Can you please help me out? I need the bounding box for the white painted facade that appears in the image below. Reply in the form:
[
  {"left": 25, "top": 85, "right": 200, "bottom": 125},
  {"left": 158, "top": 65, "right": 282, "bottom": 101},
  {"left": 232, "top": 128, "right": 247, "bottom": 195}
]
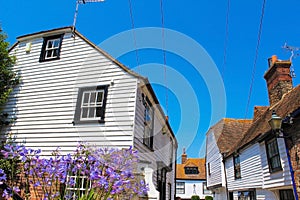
[
  {"left": 2, "top": 27, "right": 177, "bottom": 200},
  {"left": 206, "top": 118, "right": 295, "bottom": 200},
  {"left": 205, "top": 129, "right": 228, "bottom": 199},
  {"left": 224, "top": 137, "right": 293, "bottom": 199},
  {"left": 176, "top": 180, "right": 212, "bottom": 200}
]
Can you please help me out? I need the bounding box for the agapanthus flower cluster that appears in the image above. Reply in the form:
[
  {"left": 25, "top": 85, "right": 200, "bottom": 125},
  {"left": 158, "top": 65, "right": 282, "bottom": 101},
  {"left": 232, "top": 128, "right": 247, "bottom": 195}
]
[{"left": 0, "top": 143, "right": 149, "bottom": 200}]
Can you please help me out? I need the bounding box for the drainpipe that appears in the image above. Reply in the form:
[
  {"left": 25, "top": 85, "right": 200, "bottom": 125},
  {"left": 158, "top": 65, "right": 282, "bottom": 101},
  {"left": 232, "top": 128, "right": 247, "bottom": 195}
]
[
  {"left": 283, "top": 136, "right": 298, "bottom": 200},
  {"left": 222, "top": 153, "right": 229, "bottom": 200}
]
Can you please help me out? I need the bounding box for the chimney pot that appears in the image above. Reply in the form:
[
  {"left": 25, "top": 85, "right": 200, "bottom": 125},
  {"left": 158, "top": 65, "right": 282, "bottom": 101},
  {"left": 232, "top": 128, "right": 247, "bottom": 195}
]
[
  {"left": 181, "top": 148, "right": 187, "bottom": 164},
  {"left": 264, "top": 56, "right": 293, "bottom": 106}
]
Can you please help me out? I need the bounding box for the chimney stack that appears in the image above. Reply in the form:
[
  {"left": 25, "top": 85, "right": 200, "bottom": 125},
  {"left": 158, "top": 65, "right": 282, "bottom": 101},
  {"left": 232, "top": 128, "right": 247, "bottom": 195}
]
[
  {"left": 181, "top": 148, "right": 187, "bottom": 164},
  {"left": 264, "top": 55, "right": 293, "bottom": 107}
]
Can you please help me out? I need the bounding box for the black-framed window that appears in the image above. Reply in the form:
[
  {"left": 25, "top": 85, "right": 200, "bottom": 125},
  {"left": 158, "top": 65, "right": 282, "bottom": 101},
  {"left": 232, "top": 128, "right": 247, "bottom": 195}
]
[
  {"left": 234, "top": 154, "right": 241, "bottom": 179},
  {"left": 74, "top": 85, "right": 109, "bottom": 124},
  {"left": 184, "top": 167, "right": 199, "bottom": 175},
  {"left": 143, "top": 94, "right": 154, "bottom": 149},
  {"left": 238, "top": 190, "right": 256, "bottom": 200},
  {"left": 207, "top": 162, "right": 211, "bottom": 175},
  {"left": 176, "top": 182, "right": 185, "bottom": 194},
  {"left": 279, "top": 189, "right": 295, "bottom": 200},
  {"left": 266, "top": 138, "right": 282, "bottom": 173},
  {"left": 39, "top": 34, "right": 64, "bottom": 62}
]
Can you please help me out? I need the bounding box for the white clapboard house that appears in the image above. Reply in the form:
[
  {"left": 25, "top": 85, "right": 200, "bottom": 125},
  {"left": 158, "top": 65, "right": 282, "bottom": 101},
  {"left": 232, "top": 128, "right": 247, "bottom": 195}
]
[
  {"left": 2, "top": 26, "right": 178, "bottom": 200},
  {"left": 206, "top": 56, "right": 297, "bottom": 200}
]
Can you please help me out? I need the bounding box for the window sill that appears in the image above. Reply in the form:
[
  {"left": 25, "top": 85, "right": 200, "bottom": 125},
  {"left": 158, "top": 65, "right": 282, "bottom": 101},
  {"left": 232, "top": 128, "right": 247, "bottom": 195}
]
[
  {"left": 270, "top": 167, "right": 283, "bottom": 174},
  {"left": 73, "top": 119, "right": 105, "bottom": 125},
  {"left": 39, "top": 57, "right": 60, "bottom": 62}
]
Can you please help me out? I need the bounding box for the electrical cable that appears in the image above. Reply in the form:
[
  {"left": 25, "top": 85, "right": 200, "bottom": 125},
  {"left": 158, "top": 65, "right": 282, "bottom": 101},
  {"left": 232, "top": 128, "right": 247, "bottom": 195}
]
[
  {"left": 128, "top": 0, "right": 141, "bottom": 72},
  {"left": 244, "top": 0, "right": 266, "bottom": 119},
  {"left": 160, "top": 0, "right": 169, "bottom": 116}
]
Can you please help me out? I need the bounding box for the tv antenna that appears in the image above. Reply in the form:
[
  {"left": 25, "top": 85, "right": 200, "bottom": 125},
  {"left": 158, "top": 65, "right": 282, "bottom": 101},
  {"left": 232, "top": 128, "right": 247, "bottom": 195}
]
[
  {"left": 282, "top": 42, "right": 300, "bottom": 78},
  {"left": 72, "top": 0, "right": 105, "bottom": 33}
]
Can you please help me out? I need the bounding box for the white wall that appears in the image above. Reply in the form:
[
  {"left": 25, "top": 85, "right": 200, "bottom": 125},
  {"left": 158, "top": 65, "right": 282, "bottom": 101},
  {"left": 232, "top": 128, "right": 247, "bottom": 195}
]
[
  {"left": 206, "top": 130, "right": 223, "bottom": 187},
  {"left": 5, "top": 31, "right": 138, "bottom": 155},
  {"left": 226, "top": 143, "right": 263, "bottom": 190},
  {"left": 176, "top": 180, "right": 212, "bottom": 200},
  {"left": 133, "top": 87, "right": 177, "bottom": 200},
  {"left": 260, "top": 138, "right": 293, "bottom": 189}
]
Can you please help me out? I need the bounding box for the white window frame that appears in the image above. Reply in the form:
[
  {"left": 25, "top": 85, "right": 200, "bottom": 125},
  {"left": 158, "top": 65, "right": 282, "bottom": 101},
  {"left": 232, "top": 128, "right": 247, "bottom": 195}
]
[
  {"left": 66, "top": 175, "right": 92, "bottom": 199},
  {"left": 80, "top": 90, "right": 104, "bottom": 120},
  {"left": 74, "top": 85, "right": 109, "bottom": 124},
  {"left": 44, "top": 38, "right": 61, "bottom": 60},
  {"left": 40, "top": 34, "right": 63, "bottom": 62},
  {"left": 176, "top": 182, "right": 185, "bottom": 194}
]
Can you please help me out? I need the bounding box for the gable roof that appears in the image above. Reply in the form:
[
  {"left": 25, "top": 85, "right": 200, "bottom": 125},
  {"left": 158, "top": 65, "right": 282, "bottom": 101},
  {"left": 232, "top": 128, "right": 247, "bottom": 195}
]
[
  {"left": 228, "top": 84, "right": 300, "bottom": 156},
  {"left": 208, "top": 118, "right": 252, "bottom": 154},
  {"left": 9, "top": 26, "right": 177, "bottom": 142},
  {"left": 176, "top": 158, "right": 206, "bottom": 180}
]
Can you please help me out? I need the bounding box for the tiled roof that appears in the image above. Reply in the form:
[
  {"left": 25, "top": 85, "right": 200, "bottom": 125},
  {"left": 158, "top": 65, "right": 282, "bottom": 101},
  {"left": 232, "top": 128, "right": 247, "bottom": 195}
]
[
  {"left": 228, "top": 84, "right": 300, "bottom": 156},
  {"left": 209, "top": 118, "right": 252, "bottom": 154},
  {"left": 176, "top": 158, "right": 206, "bottom": 180}
]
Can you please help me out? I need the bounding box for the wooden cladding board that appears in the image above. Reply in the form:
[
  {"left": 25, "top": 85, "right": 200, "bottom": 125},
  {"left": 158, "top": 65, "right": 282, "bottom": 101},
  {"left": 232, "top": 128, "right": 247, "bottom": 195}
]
[{"left": 5, "top": 32, "right": 138, "bottom": 154}]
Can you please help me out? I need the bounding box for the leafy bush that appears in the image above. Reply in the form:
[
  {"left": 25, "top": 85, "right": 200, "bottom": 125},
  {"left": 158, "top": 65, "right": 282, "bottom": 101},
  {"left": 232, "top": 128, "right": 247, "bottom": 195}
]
[
  {"left": 205, "top": 196, "right": 213, "bottom": 200},
  {"left": 191, "top": 195, "right": 200, "bottom": 200}
]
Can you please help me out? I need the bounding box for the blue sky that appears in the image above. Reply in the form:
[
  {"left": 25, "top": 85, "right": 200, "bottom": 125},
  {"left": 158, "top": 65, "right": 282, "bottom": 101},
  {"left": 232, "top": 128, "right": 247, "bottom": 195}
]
[{"left": 1, "top": 0, "right": 300, "bottom": 160}]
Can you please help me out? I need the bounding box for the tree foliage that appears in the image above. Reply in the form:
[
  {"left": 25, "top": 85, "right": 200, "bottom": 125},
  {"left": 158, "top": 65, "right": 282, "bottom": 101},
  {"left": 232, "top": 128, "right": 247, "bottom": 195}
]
[{"left": 0, "top": 28, "right": 18, "bottom": 108}]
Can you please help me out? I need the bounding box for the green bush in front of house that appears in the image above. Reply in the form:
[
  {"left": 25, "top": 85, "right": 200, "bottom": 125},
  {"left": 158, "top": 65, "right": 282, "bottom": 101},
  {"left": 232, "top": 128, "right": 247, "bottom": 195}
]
[
  {"left": 205, "top": 196, "right": 213, "bottom": 200},
  {"left": 191, "top": 195, "right": 200, "bottom": 200}
]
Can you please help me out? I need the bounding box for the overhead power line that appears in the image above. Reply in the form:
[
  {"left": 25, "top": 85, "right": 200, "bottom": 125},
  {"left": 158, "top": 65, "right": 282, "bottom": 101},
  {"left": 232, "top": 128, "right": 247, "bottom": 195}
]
[
  {"left": 128, "top": 0, "right": 141, "bottom": 72},
  {"left": 244, "top": 0, "right": 266, "bottom": 119},
  {"left": 159, "top": 0, "right": 169, "bottom": 116}
]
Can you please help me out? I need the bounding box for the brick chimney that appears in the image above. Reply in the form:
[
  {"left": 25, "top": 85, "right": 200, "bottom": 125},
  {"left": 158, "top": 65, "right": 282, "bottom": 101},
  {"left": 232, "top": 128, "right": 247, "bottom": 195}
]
[
  {"left": 181, "top": 148, "right": 187, "bottom": 164},
  {"left": 264, "top": 55, "right": 293, "bottom": 107}
]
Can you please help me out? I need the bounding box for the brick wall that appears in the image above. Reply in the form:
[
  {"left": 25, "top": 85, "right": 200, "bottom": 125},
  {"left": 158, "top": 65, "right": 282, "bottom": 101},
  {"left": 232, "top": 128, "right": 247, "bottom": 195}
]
[{"left": 284, "top": 116, "right": 300, "bottom": 198}]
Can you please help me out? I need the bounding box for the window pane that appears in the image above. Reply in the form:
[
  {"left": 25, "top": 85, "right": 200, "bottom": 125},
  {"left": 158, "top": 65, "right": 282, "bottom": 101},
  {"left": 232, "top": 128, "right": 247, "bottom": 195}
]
[
  {"left": 81, "top": 108, "right": 88, "bottom": 118},
  {"left": 90, "top": 92, "right": 96, "bottom": 105},
  {"left": 53, "top": 39, "right": 60, "bottom": 47},
  {"left": 96, "top": 91, "right": 103, "bottom": 105},
  {"left": 88, "top": 108, "right": 96, "bottom": 118},
  {"left": 82, "top": 92, "right": 90, "bottom": 106},
  {"left": 47, "top": 40, "right": 53, "bottom": 48},
  {"left": 53, "top": 49, "right": 59, "bottom": 57},
  {"left": 46, "top": 50, "right": 52, "bottom": 58}
]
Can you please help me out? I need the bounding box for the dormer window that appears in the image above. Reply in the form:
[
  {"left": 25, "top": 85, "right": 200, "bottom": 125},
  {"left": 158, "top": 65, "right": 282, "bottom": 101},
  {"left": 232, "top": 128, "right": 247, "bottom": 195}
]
[
  {"left": 39, "top": 34, "right": 64, "bottom": 62},
  {"left": 184, "top": 167, "right": 199, "bottom": 175}
]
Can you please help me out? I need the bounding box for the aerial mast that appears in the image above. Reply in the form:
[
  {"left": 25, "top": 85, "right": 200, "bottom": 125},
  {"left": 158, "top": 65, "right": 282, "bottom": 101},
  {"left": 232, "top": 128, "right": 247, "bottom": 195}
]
[
  {"left": 282, "top": 43, "right": 300, "bottom": 78},
  {"left": 72, "top": 0, "right": 105, "bottom": 33}
]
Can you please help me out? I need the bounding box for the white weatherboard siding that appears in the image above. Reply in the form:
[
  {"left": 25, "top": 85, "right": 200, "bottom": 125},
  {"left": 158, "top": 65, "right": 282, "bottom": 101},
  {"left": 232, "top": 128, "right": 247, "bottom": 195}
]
[
  {"left": 231, "top": 189, "right": 277, "bottom": 200},
  {"left": 133, "top": 87, "right": 176, "bottom": 200},
  {"left": 206, "top": 130, "right": 223, "bottom": 187},
  {"left": 2, "top": 28, "right": 177, "bottom": 200},
  {"left": 260, "top": 138, "right": 293, "bottom": 189},
  {"left": 4, "top": 32, "right": 138, "bottom": 154},
  {"left": 226, "top": 143, "right": 263, "bottom": 190}
]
